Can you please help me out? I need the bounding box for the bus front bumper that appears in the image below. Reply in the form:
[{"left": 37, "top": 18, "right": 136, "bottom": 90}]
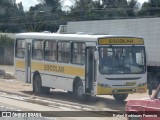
[{"left": 97, "top": 84, "right": 147, "bottom": 95}]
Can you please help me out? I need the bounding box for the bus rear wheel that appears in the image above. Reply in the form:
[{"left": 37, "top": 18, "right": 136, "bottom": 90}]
[
  {"left": 33, "top": 74, "right": 50, "bottom": 94},
  {"left": 113, "top": 94, "right": 128, "bottom": 102}
]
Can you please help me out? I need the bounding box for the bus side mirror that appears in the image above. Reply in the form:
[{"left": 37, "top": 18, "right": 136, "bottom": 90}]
[{"left": 94, "top": 51, "right": 99, "bottom": 60}]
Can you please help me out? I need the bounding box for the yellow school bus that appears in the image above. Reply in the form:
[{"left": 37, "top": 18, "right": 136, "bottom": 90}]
[{"left": 14, "top": 32, "right": 147, "bottom": 102}]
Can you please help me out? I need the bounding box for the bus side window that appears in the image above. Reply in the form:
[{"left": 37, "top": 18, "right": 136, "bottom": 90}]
[
  {"left": 16, "top": 39, "right": 25, "bottom": 58},
  {"left": 32, "top": 40, "right": 43, "bottom": 60},
  {"left": 58, "top": 41, "right": 70, "bottom": 63},
  {"left": 44, "top": 40, "right": 56, "bottom": 61},
  {"left": 72, "top": 42, "right": 85, "bottom": 65},
  {"left": 17, "top": 49, "right": 25, "bottom": 58}
]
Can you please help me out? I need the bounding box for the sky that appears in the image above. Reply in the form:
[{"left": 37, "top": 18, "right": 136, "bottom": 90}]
[
  {"left": 16, "top": 0, "right": 149, "bottom": 11},
  {"left": 16, "top": 0, "right": 39, "bottom": 11}
]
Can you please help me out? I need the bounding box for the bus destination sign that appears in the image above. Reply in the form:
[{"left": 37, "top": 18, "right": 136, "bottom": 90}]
[{"left": 98, "top": 38, "right": 144, "bottom": 45}]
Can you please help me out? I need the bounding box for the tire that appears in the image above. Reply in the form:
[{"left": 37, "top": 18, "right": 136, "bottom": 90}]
[
  {"left": 33, "top": 74, "right": 50, "bottom": 94},
  {"left": 113, "top": 94, "right": 128, "bottom": 102},
  {"left": 68, "top": 91, "right": 73, "bottom": 94},
  {"left": 74, "top": 81, "right": 86, "bottom": 100}
]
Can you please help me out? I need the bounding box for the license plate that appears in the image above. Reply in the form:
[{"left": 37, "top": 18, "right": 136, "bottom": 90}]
[{"left": 126, "top": 82, "right": 136, "bottom": 86}]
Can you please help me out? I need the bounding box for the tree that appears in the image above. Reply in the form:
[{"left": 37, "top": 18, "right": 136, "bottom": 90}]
[
  {"left": 127, "top": 0, "right": 140, "bottom": 17},
  {"left": 25, "top": 0, "right": 65, "bottom": 32},
  {"left": 139, "top": 0, "right": 160, "bottom": 16},
  {"left": 85, "top": 0, "right": 107, "bottom": 20},
  {"left": 38, "top": 0, "right": 62, "bottom": 13},
  {"left": 69, "top": 0, "right": 94, "bottom": 20},
  {"left": 17, "top": 2, "right": 25, "bottom": 15},
  {"left": 102, "top": 0, "right": 140, "bottom": 18},
  {"left": 25, "top": 4, "right": 45, "bottom": 32},
  {"left": 0, "top": 0, "right": 25, "bottom": 32},
  {"left": 68, "top": 0, "right": 140, "bottom": 20}
]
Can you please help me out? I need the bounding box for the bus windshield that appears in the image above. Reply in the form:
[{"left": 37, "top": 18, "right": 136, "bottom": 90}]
[{"left": 99, "top": 46, "right": 146, "bottom": 74}]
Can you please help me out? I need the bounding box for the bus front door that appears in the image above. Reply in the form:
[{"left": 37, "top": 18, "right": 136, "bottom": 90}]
[
  {"left": 25, "top": 43, "right": 31, "bottom": 83},
  {"left": 85, "top": 47, "right": 96, "bottom": 95}
]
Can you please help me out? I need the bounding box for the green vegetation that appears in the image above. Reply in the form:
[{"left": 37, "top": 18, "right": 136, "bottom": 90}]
[
  {"left": 0, "top": 34, "right": 14, "bottom": 46},
  {"left": 0, "top": 0, "right": 160, "bottom": 32}
]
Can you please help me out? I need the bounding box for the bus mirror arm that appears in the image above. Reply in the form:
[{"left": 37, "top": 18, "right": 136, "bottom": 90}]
[{"left": 94, "top": 51, "right": 99, "bottom": 60}]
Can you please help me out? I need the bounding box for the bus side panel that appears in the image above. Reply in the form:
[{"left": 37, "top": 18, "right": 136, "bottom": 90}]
[
  {"left": 40, "top": 62, "right": 85, "bottom": 92},
  {"left": 41, "top": 73, "right": 74, "bottom": 91},
  {"left": 31, "top": 60, "right": 85, "bottom": 92},
  {"left": 64, "top": 78, "right": 75, "bottom": 92},
  {"left": 56, "top": 76, "right": 68, "bottom": 91},
  {"left": 14, "top": 58, "right": 25, "bottom": 82},
  {"left": 41, "top": 73, "right": 56, "bottom": 88}
]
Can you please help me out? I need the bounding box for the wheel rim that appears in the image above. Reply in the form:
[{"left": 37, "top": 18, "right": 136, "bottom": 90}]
[{"left": 78, "top": 86, "right": 84, "bottom": 96}]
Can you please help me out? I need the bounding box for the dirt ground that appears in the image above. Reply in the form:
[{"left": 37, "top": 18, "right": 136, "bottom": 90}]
[
  {"left": 0, "top": 65, "right": 14, "bottom": 74},
  {"left": 0, "top": 65, "right": 32, "bottom": 95}
]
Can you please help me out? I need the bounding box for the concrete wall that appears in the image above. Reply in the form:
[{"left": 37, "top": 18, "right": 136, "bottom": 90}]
[
  {"left": 0, "top": 46, "right": 14, "bottom": 65},
  {"left": 0, "top": 33, "right": 15, "bottom": 65},
  {"left": 67, "top": 17, "right": 160, "bottom": 66}
]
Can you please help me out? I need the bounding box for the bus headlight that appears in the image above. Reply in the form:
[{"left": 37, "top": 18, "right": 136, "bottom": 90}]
[
  {"left": 138, "top": 82, "right": 147, "bottom": 87},
  {"left": 105, "top": 84, "right": 111, "bottom": 88},
  {"left": 99, "top": 83, "right": 111, "bottom": 88}
]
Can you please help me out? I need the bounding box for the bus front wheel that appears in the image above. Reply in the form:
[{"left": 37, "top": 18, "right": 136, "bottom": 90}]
[
  {"left": 33, "top": 74, "right": 50, "bottom": 94},
  {"left": 113, "top": 94, "right": 128, "bottom": 102},
  {"left": 74, "top": 81, "right": 86, "bottom": 100}
]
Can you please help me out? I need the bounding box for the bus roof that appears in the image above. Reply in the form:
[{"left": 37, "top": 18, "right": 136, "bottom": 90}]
[{"left": 15, "top": 32, "right": 142, "bottom": 42}]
